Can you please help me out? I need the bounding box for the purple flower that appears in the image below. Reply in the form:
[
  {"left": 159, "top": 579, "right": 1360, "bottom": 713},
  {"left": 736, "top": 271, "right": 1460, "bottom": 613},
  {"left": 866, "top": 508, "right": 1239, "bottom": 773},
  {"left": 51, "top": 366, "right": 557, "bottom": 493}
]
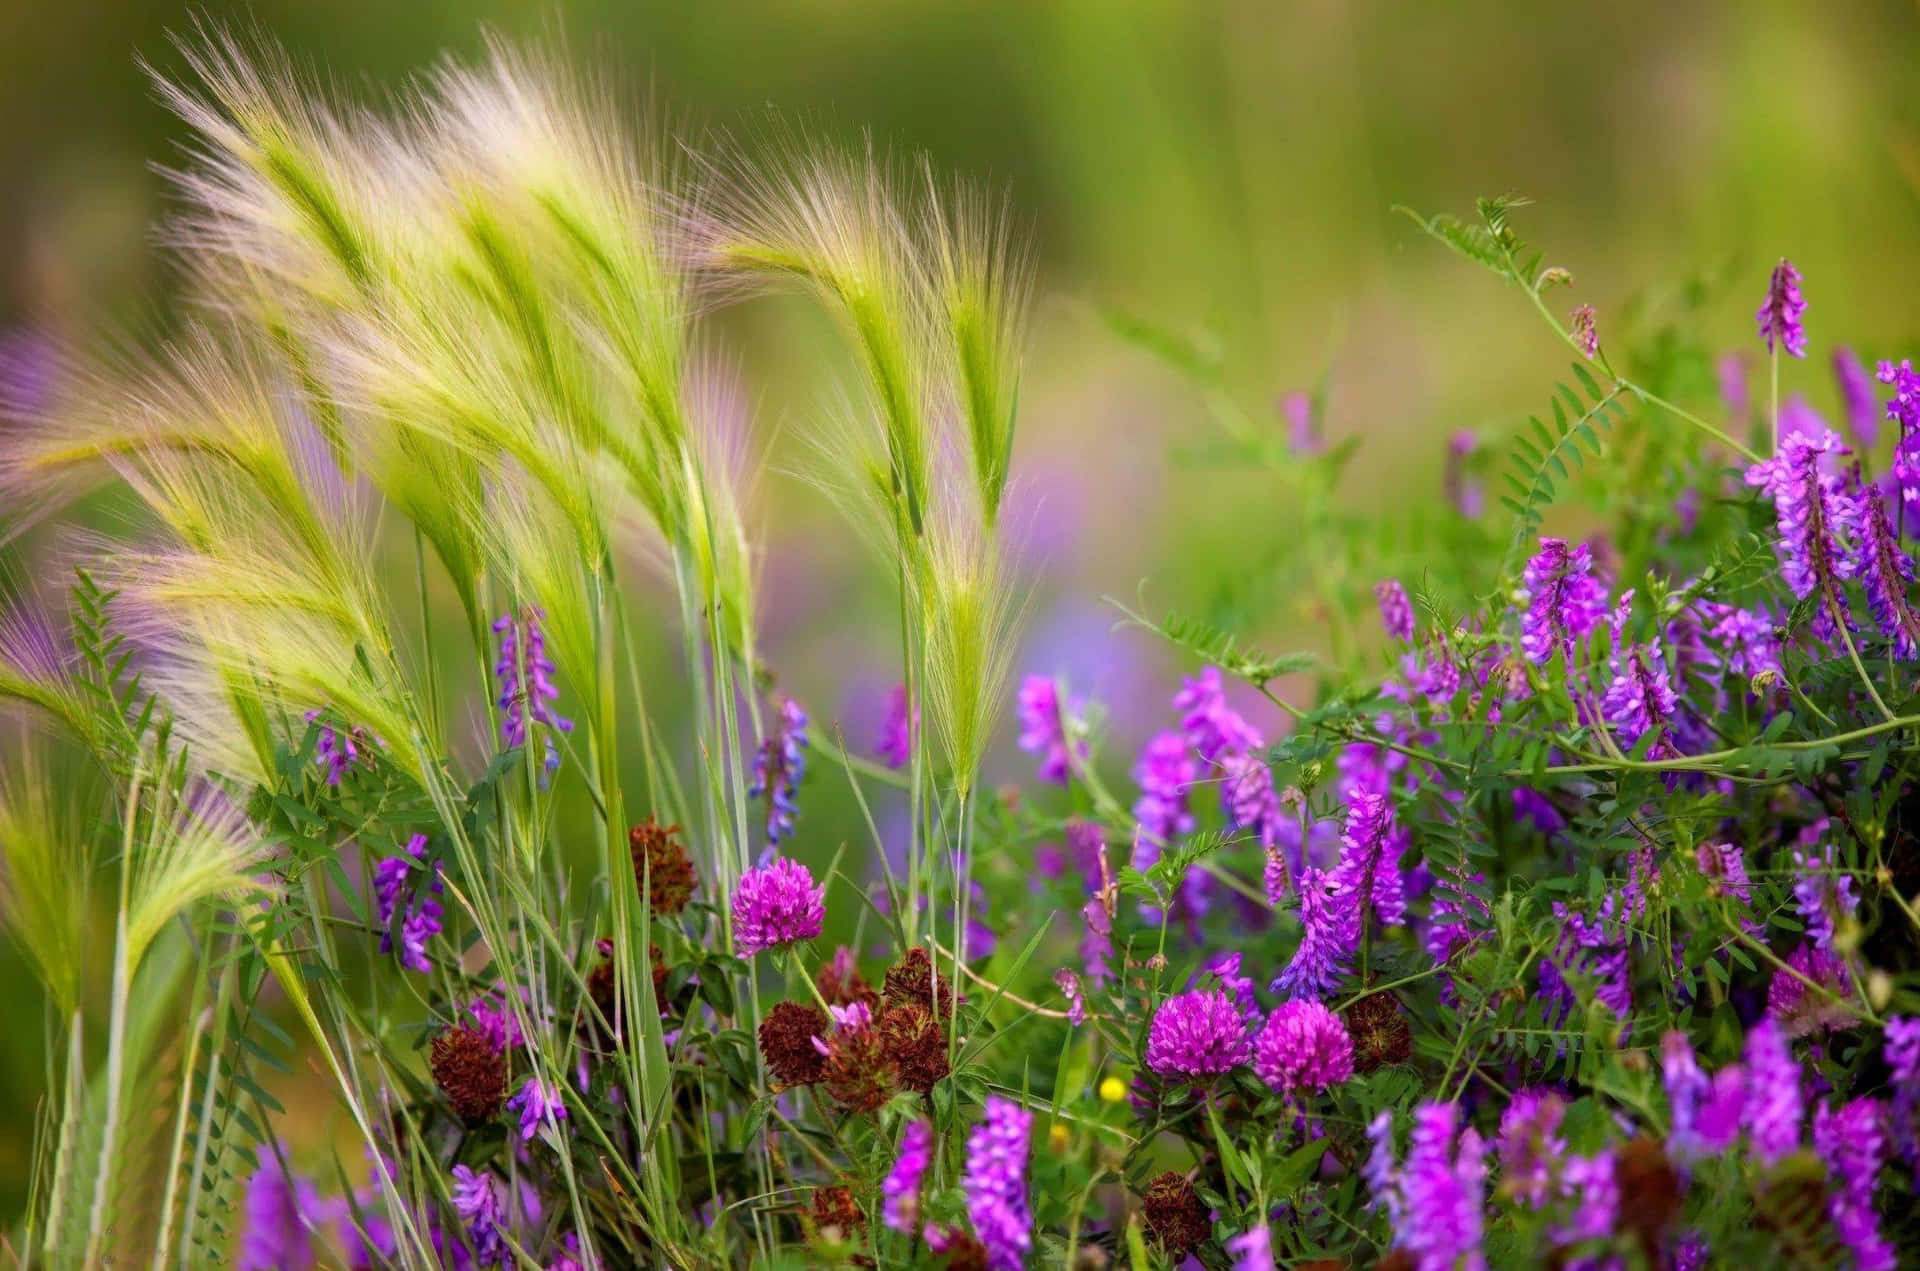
[
  {"left": 1253, "top": 999, "right": 1353, "bottom": 1096},
  {"left": 1132, "top": 730, "right": 1197, "bottom": 846},
  {"left": 883, "top": 1119, "right": 935, "bottom": 1233},
  {"left": 1367, "top": 1104, "right": 1487, "bottom": 1271},
  {"left": 1766, "top": 941, "right": 1855, "bottom": 1037},
  {"left": 1226, "top": 1223, "right": 1275, "bottom": 1271},
  {"left": 1173, "top": 666, "right": 1263, "bottom": 764},
  {"left": 1016, "top": 675, "right": 1085, "bottom": 785},
  {"left": 304, "top": 709, "right": 371, "bottom": 785},
  {"left": 1571, "top": 304, "right": 1598, "bottom": 358},
  {"left": 1554, "top": 1152, "right": 1618, "bottom": 1245},
  {"left": 1813, "top": 1098, "right": 1895, "bottom": 1270},
  {"left": 1204, "top": 950, "right": 1261, "bottom": 1022},
  {"left": 1283, "top": 392, "right": 1322, "bottom": 455},
  {"left": 1694, "top": 842, "right": 1752, "bottom": 904},
  {"left": 1222, "top": 751, "right": 1285, "bottom": 851},
  {"left": 450, "top": 1165, "right": 510, "bottom": 1267},
  {"left": 1882, "top": 359, "right": 1920, "bottom": 504},
  {"left": 1673, "top": 1234, "right": 1709, "bottom": 1271},
  {"left": 731, "top": 856, "right": 826, "bottom": 956},
  {"left": 468, "top": 989, "right": 527, "bottom": 1052},
  {"left": 1790, "top": 830, "right": 1858, "bottom": 953},
  {"left": 1376, "top": 579, "right": 1415, "bottom": 641},
  {"left": 1601, "top": 637, "right": 1679, "bottom": 757},
  {"left": 1886, "top": 1016, "right": 1920, "bottom": 1165},
  {"left": 1743, "top": 427, "right": 1857, "bottom": 614},
  {"left": 507, "top": 1074, "right": 567, "bottom": 1142},
  {"left": 963, "top": 1096, "right": 1033, "bottom": 1271},
  {"left": 1055, "top": 968, "right": 1087, "bottom": 1026},
  {"left": 1743, "top": 1018, "right": 1802, "bottom": 1167},
  {"left": 1497, "top": 1090, "right": 1567, "bottom": 1210},
  {"left": 237, "top": 1148, "right": 321, "bottom": 1271},
  {"left": 1518, "top": 538, "right": 1609, "bottom": 666},
  {"left": 1661, "top": 1033, "right": 1712, "bottom": 1159},
  {"left": 1756, "top": 258, "right": 1807, "bottom": 358},
  {"left": 1145, "top": 989, "right": 1253, "bottom": 1081},
  {"left": 374, "top": 834, "right": 443, "bottom": 975},
  {"left": 1854, "top": 483, "right": 1920, "bottom": 657},
  {"left": 1446, "top": 430, "right": 1484, "bottom": 519},
  {"left": 1332, "top": 790, "right": 1406, "bottom": 927},
  {"left": 492, "top": 608, "right": 573, "bottom": 773},
  {"left": 749, "top": 698, "right": 810, "bottom": 846},
  {"left": 877, "top": 684, "right": 914, "bottom": 769},
  {"left": 1080, "top": 896, "right": 1114, "bottom": 985},
  {"left": 546, "top": 1233, "right": 584, "bottom": 1271},
  {"left": 1835, "top": 348, "right": 1880, "bottom": 446},
  {"left": 1539, "top": 904, "right": 1631, "bottom": 1026},
  {"left": 1271, "top": 867, "right": 1358, "bottom": 1001},
  {"left": 1718, "top": 352, "right": 1751, "bottom": 420}
]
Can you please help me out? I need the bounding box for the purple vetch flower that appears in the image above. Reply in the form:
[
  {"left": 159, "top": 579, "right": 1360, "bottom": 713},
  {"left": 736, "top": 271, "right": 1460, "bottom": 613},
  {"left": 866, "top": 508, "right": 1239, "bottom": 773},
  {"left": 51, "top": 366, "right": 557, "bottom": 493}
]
[
  {"left": 1661, "top": 1033, "right": 1711, "bottom": 1159},
  {"left": 749, "top": 698, "right": 810, "bottom": 847},
  {"left": 1673, "top": 1234, "right": 1709, "bottom": 1271},
  {"left": 1601, "top": 636, "right": 1679, "bottom": 757},
  {"left": 963, "top": 1096, "right": 1033, "bottom": 1271},
  {"left": 1446, "top": 429, "right": 1484, "bottom": 519},
  {"left": 883, "top": 1119, "right": 935, "bottom": 1233},
  {"left": 1367, "top": 1103, "right": 1488, "bottom": 1271},
  {"left": 1790, "top": 829, "right": 1858, "bottom": 953},
  {"left": 1835, "top": 348, "right": 1880, "bottom": 447},
  {"left": 1539, "top": 904, "right": 1632, "bottom": 1026},
  {"left": 507, "top": 1074, "right": 567, "bottom": 1142},
  {"left": 1694, "top": 842, "right": 1752, "bottom": 904},
  {"left": 1742, "top": 1018, "right": 1802, "bottom": 1167},
  {"left": 1756, "top": 258, "right": 1807, "bottom": 358},
  {"left": 1145, "top": 989, "right": 1253, "bottom": 1081},
  {"left": 1700, "top": 602, "right": 1782, "bottom": 682},
  {"left": 1743, "top": 427, "right": 1858, "bottom": 615},
  {"left": 1132, "top": 730, "right": 1198, "bottom": 846},
  {"left": 1253, "top": 999, "right": 1353, "bottom": 1096},
  {"left": 1496, "top": 1089, "right": 1567, "bottom": 1210},
  {"left": 1204, "top": 951, "right": 1260, "bottom": 1022},
  {"left": 1226, "top": 1222, "right": 1275, "bottom": 1271},
  {"left": 1571, "top": 304, "right": 1598, "bottom": 358},
  {"left": 237, "top": 1147, "right": 322, "bottom": 1271},
  {"left": 1016, "top": 675, "right": 1085, "bottom": 785},
  {"left": 468, "top": 989, "right": 527, "bottom": 1052},
  {"left": 374, "top": 834, "right": 443, "bottom": 975},
  {"left": 1055, "top": 968, "right": 1087, "bottom": 1025},
  {"left": 1332, "top": 790, "right": 1406, "bottom": 927},
  {"left": 876, "top": 684, "right": 914, "bottom": 769},
  {"left": 492, "top": 607, "right": 573, "bottom": 774},
  {"left": 1882, "top": 359, "right": 1920, "bottom": 504},
  {"left": 304, "top": 709, "right": 372, "bottom": 785},
  {"left": 1813, "top": 1098, "right": 1895, "bottom": 1270},
  {"left": 1271, "top": 867, "right": 1358, "bottom": 1000},
  {"left": 1554, "top": 1152, "right": 1618, "bottom": 1245},
  {"left": 546, "top": 1233, "right": 584, "bottom": 1271},
  {"left": 450, "top": 1164, "right": 511, "bottom": 1267},
  {"left": 1080, "top": 896, "right": 1114, "bottom": 985},
  {"left": 1886, "top": 1016, "right": 1920, "bottom": 1165},
  {"left": 731, "top": 856, "right": 826, "bottom": 956},
  {"left": 1222, "top": 750, "right": 1285, "bottom": 850},
  {"left": 1854, "top": 483, "right": 1920, "bottom": 657},
  {"left": 1376, "top": 579, "right": 1415, "bottom": 641},
  {"left": 1282, "top": 391, "right": 1322, "bottom": 456},
  {"left": 1518, "top": 538, "right": 1609, "bottom": 666},
  {"left": 1173, "top": 666, "right": 1263, "bottom": 764}
]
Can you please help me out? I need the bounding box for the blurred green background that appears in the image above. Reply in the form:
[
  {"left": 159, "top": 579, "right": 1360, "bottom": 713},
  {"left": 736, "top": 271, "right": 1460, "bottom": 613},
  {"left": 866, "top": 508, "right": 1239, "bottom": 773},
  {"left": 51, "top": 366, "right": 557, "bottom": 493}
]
[{"left": 2, "top": 0, "right": 1918, "bottom": 1215}]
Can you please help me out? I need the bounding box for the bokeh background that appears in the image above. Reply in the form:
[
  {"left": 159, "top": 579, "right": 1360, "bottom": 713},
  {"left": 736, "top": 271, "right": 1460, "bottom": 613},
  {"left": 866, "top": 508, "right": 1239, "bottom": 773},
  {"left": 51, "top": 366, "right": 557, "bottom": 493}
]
[{"left": 2, "top": 0, "right": 1918, "bottom": 1216}]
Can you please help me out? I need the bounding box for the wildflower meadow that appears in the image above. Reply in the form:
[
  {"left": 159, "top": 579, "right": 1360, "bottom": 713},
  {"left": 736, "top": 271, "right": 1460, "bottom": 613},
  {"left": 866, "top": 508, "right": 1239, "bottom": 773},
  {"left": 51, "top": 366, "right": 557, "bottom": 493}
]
[{"left": 5, "top": 26, "right": 1920, "bottom": 1271}]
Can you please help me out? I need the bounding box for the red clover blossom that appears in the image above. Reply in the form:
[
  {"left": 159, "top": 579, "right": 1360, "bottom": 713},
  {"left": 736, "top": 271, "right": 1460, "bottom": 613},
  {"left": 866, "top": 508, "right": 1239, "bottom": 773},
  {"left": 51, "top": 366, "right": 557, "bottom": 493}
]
[
  {"left": 1253, "top": 999, "right": 1354, "bottom": 1097},
  {"left": 730, "top": 856, "right": 826, "bottom": 956},
  {"left": 1145, "top": 988, "right": 1253, "bottom": 1081}
]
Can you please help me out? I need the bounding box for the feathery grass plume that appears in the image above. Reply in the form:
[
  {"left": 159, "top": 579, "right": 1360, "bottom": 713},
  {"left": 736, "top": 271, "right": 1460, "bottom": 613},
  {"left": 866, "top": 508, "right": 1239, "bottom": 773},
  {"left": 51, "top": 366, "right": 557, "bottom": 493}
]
[
  {"left": 125, "top": 779, "right": 274, "bottom": 971},
  {"left": 424, "top": 36, "right": 698, "bottom": 544},
  {"left": 919, "top": 165, "right": 1033, "bottom": 526},
  {"left": 0, "top": 735, "right": 101, "bottom": 1014},
  {"left": 916, "top": 500, "right": 1020, "bottom": 799},
  {"left": 0, "top": 597, "right": 110, "bottom": 759},
  {"left": 679, "top": 352, "right": 763, "bottom": 657},
  {"left": 699, "top": 129, "right": 934, "bottom": 539}
]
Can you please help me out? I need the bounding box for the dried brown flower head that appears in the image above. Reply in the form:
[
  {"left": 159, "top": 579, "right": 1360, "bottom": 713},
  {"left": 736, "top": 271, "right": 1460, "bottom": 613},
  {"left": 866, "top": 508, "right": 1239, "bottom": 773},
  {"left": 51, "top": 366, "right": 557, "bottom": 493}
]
[
  {"left": 1616, "top": 1136, "right": 1681, "bottom": 1257},
  {"left": 1141, "top": 1172, "right": 1210, "bottom": 1257},
  {"left": 810, "top": 1185, "right": 864, "bottom": 1235},
  {"left": 820, "top": 946, "right": 881, "bottom": 1010},
  {"left": 884, "top": 947, "right": 954, "bottom": 1012},
  {"left": 1344, "top": 992, "right": 1412, "bottom": 1074},
  {"left": 629, "top": 819, "right": 697, "bottom": 914},
  {"left": 757, "top": 1000, "right": 830, "bottom": 1086},
  {"left": 822, "top": 1022, "right": 899, "bottom": 1114},
  {"left": 429, "top": 1026, "right": 506, "bottom": 1126},
  {"left": 878, "top": 1001, "right": 950, "bottom": 1094}
]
